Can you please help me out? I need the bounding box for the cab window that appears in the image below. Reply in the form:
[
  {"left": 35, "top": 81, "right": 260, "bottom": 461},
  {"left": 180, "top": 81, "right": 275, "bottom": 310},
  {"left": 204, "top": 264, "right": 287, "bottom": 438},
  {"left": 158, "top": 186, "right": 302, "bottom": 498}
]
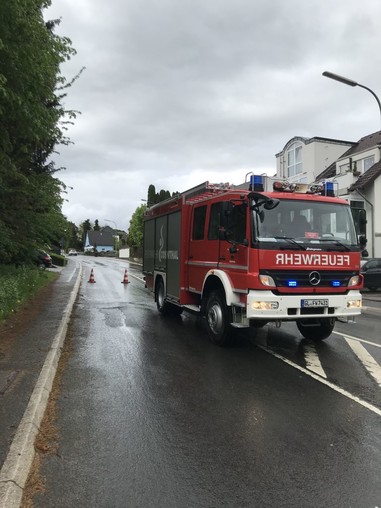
[
  {"left": 208, "top": 203, "right": 222, "bottom": 240},
  {"left": 192, "top": 206, "right": 207, "bottom": 240}
]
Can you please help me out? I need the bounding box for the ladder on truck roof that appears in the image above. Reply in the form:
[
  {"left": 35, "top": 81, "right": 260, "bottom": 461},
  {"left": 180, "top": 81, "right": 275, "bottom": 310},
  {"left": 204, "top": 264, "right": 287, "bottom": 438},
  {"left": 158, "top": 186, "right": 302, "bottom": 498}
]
[{"left": 183, "top": 181, "right": 234, "bottom": 205}]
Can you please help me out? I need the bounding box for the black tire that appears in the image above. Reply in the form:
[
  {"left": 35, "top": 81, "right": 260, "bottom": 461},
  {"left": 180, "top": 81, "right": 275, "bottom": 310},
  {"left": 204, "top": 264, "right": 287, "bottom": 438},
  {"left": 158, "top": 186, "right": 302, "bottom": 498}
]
[
  {"left": 205, "top": 290, "right": 232, "bottom": 346},
  {"left": 155, "top": 278, "right": 170, "bottom": 315},
  {"left": 296, "top": 318, "right": 335, "bottom": 341}
]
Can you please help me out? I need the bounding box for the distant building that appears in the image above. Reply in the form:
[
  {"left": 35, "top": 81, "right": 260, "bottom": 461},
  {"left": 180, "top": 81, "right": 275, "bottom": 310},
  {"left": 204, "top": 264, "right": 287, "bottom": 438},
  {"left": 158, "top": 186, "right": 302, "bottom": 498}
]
[{"left": 84, "top": 226, "right": 116, "bottom": 253}]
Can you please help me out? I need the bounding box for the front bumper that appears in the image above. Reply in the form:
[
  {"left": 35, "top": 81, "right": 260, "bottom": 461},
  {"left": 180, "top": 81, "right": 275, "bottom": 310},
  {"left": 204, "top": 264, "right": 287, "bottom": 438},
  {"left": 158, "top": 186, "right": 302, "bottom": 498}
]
[{"left": 246, "top": 290, "right": 362, "bottom": 320}]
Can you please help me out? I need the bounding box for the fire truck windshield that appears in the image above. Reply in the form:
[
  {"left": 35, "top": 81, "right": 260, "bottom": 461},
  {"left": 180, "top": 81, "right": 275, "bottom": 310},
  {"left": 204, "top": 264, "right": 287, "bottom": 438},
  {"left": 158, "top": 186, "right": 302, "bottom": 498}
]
[{"left": 254, "top": 199, "right": 358, "bottom": 249}]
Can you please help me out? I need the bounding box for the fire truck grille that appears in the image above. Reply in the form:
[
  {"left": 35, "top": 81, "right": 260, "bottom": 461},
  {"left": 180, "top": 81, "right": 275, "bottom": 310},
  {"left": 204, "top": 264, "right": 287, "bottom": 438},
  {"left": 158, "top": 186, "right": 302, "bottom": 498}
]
[{"left": 262, "top": 270, "right": 357, "bottom": 288}]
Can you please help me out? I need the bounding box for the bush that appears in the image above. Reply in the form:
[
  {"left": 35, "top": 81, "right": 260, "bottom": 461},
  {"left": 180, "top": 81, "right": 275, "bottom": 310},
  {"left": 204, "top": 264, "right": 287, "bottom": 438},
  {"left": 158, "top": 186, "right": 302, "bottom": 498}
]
[
  {"left": 0, "top": 265, "right": 58, "bottom": 322},
  {"left": 50, "top": 253, "right": 67, "bottom": 266}
]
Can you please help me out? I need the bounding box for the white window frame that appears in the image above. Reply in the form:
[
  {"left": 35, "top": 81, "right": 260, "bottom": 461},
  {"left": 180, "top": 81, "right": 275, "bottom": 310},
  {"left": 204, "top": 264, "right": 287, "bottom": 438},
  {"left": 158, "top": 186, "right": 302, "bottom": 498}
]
[{"left": 287, "top": 143, "right": 303, "bottom": 178}]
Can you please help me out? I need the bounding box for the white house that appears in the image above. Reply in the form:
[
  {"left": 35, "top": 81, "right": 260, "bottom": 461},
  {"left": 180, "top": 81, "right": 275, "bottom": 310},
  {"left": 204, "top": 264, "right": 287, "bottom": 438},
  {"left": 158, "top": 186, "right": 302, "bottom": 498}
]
[{"left": 275, "top": 131, "right": 381, "bottom": 257}]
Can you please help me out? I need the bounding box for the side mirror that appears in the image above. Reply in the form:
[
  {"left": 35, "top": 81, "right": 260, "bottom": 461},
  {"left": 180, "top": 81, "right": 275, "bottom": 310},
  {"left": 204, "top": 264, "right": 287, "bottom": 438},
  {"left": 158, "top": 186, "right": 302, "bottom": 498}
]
[
  {"left": 263, "top": 198, "right": 280, "bottom": 210},
  {"left": 359, "top": 235, "right": 367, "bottom": 249}
]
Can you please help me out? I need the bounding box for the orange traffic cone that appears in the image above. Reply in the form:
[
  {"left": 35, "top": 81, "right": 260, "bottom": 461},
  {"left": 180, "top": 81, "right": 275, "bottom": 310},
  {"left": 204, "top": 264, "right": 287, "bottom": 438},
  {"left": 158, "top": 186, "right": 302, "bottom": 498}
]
[
  {"left": 88, "top": 268, "right": 96, "bottom": 283},
  {"left": 121, "top": 269, "right": 129, "bottom": 284}
]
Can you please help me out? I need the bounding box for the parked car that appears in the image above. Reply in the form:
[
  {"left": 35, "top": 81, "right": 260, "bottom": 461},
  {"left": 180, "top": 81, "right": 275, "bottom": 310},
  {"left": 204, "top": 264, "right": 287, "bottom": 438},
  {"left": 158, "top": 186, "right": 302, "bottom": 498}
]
[
  {"left": 36, "top": 250, "right": 52, "bottom": 268},
  {"left": 360, "top": 258, "right": 381, "bottom": 291},
  {"left": 68, "top": 249, "right": 78, "bottom": 256}
]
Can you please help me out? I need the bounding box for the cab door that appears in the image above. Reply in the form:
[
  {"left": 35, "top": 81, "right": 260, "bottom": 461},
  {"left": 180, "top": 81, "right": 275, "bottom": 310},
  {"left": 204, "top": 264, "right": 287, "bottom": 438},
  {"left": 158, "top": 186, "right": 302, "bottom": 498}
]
[
  {"left": 218, "top": 201, "right": 249, "bottom": 276},
  {"left": 187, "top": 203, "right": 224, "bottom": 293}
]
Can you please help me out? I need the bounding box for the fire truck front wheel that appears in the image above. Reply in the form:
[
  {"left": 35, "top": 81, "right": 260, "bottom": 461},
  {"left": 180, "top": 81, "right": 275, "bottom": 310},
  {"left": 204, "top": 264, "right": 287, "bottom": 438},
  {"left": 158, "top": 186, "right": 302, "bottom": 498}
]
[
  {"left": 205, "top": 290, "right": 232, "bottom": 346},
  {"left": 296, "top": 318, "right": 335, "bottom": 341}
]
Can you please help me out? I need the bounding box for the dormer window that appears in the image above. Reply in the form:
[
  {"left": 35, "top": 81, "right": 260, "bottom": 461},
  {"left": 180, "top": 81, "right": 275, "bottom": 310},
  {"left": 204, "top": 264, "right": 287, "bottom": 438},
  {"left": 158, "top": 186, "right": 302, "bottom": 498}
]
[
  {"left": 287, "top": 142, "right": 303, "bottom": 178},
  {"left": 353, "top": 156, "right": 375, "bottom": 174},
  {"left": 364, "top": 156, "right": 375, "bottom": 172}
]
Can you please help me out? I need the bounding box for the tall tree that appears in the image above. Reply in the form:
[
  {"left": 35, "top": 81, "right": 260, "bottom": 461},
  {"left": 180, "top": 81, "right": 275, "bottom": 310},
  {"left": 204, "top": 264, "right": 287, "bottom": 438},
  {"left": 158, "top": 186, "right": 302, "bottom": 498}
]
[
  {"left": 128, "top": 205, "right": 146, "bottom": 248},
  {"left": 147, "top": 184, "right": 156, "bottom": 206},
  {"left": 0, "top": 1, "right": 80, "bottom": 263}
]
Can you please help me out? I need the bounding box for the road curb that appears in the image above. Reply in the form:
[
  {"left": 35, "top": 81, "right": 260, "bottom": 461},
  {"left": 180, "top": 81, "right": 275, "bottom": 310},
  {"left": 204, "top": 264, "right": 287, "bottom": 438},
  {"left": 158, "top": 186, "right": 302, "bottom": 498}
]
[{"left": 0, "top": 264, "right": 82, "bottom": 508}]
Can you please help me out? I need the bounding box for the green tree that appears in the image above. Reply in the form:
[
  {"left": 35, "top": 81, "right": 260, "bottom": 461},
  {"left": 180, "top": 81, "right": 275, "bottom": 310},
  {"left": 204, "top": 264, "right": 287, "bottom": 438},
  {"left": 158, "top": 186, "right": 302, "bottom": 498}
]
[
  {"left": 147, "top": 184, "right": 156, "bottom": 206},
  {"left": 94, "top": 219, "right": 100, "bottom": 231},
  {"left": 0, "top": 1, "right": 80, "bottom": 264},
  {"left": 80, "top": 219, "right": 92, "bottom": 246},
  {"left": 128, "top": 205, "right": 146, "bottom": 248}
]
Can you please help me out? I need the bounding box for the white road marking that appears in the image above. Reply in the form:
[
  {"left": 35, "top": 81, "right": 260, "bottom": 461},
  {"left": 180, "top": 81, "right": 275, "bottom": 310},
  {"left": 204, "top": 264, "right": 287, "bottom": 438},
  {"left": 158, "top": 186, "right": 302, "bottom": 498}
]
[
  {"left": 66, "top": 267, "right": 77, "bottom": 283},
  {"left": 258, "top": 345, "right": 381, "bottom": 417},
  {"left": 303, "top": 342, "right": 327, "bottom": 378},
  {"left": 345, "top": 337, "right": 381, "bottom": 387},
  {"left": 333, "top": 330, "right": 381, "bottom": 349}
]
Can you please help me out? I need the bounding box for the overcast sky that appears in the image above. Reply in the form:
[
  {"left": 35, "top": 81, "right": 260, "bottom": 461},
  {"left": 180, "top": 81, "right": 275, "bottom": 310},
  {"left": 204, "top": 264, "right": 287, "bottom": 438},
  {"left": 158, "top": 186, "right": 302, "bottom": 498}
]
[{"left": 45, "top": 0, "right": 381, "bottom": 232}]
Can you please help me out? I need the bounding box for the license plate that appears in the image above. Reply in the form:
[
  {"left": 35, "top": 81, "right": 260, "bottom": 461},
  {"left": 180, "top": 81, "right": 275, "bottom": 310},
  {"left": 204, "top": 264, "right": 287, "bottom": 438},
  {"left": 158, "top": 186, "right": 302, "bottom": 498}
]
[{"left": 301, "top": 299, "right": 329, "bottom": 308}]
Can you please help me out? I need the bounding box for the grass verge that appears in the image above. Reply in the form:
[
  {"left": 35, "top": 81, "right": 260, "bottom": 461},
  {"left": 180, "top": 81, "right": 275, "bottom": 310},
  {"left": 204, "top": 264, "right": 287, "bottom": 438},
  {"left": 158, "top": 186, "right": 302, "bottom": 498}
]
[{"left": 0, "top": 265, "right": 58, "bottom": 322}]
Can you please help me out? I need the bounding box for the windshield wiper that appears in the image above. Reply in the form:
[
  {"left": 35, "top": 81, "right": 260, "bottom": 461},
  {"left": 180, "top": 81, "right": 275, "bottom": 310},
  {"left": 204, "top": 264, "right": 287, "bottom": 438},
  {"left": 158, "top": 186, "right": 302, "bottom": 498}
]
[
  {"left": 273, "top": 236, "right": 307, "bottom": 250},
  {"left": 315, "top": 238, "right": 351, "bottom": 251}
]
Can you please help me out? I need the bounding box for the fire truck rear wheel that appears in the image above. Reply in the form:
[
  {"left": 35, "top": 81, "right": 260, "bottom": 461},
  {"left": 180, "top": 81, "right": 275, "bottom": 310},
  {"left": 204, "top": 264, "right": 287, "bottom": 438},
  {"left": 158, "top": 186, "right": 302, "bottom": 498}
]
[
  {"left": 205, "top": 290, "right": 232, "bottom": 346},
  {"left": 296, "top": 318, "right": 335, "bottom": 341},
  {"left": 156, "top": 278, "right": 170, "bottom": 315}
]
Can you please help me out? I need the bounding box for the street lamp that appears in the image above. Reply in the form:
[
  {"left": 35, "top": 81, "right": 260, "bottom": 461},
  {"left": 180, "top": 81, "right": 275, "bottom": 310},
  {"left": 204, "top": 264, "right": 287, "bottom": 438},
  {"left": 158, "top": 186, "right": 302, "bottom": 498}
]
[
  {"left": 104, "top": 219, "right": 119, "bottom": 251},
  {"left": 104, "top": 219, "right": 117, "bottom": 230},
  {"left": 322, "top": 71, "right": 381, "bottom": 125}
]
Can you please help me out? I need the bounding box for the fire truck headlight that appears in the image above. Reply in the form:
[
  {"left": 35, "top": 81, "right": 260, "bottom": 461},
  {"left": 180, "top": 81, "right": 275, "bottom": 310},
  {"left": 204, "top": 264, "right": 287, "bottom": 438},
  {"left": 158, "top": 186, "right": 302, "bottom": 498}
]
[
  {"left": 348, "top": 275, "right": 360, "bottom": 286},
  {"left": 347, "top": 299, "right": 362, "bottom": 309},
  {"left": 252, "top": 301, "right": 279, "bottom": 311},
  {"left": 259, "top": 275, "right": 276, "bottom": 287}
]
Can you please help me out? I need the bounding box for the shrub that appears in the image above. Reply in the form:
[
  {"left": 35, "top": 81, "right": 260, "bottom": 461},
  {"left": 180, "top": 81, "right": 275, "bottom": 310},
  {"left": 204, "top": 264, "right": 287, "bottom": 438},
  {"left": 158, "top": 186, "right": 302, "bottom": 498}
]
[
  {"left": 0, "top": 265, "right": 58, "bottom": 322},
  {"left": 50, "top": 253, "right": 67, "bottom": 266}
]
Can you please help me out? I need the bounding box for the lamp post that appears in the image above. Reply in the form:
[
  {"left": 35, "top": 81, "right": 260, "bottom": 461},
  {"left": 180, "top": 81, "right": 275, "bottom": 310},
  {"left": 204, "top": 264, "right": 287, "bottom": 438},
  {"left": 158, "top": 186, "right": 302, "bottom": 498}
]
[
  {"left": 104, "top": 219, "right": 119, "bottom": 251},
  {"left": 322, "top": 71, "right": 381, "bottom": 126},
  {"left": 323, "top": 71, "right": 379, "bottom": 258},
  {"left": 104, "top": 219, "right": 117, "bottom": 230}
]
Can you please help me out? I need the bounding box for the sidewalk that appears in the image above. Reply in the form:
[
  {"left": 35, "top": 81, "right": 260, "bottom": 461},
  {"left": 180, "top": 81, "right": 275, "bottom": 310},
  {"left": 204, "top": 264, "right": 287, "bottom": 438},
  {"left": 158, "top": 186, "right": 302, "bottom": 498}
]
[{"left": 0, "top": 260, "right": 82, "bottom": 507}]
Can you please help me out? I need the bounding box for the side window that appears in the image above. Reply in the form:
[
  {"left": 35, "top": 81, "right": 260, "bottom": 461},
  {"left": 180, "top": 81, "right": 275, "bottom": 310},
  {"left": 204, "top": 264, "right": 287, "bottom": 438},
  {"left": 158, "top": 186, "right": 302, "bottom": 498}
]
[
  {"left": 192, "top": 206, "right": 207, "bottom": 240},
  {"left": 208, "top": 203, "right": 222, "bottom": 240},
  {"left": 229, "top": 203, "right": 247, "bottom": 243}
]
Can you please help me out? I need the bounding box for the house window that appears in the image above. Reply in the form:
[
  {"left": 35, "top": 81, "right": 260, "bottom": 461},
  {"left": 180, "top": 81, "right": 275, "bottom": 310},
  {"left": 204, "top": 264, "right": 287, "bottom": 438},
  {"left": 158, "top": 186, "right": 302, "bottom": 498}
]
[
  {"left": 364, "top": 156, "right": 375, "bottom": 172},
  {"left": 353, "top": 156, "right": 375, "bottom": 173},
  {"left": 287, "top": 143, "right": 303, "bottom": 178},
  {"left": 339, "top": 163, "right": 348, "bottom": 175}
]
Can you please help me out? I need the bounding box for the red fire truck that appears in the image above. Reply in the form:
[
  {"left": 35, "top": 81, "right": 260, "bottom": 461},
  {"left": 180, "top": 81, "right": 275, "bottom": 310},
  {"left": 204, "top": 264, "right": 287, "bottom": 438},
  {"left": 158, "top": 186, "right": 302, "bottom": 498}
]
[{"left": 143, "top": 175, "right": 363, "bottom": 345}]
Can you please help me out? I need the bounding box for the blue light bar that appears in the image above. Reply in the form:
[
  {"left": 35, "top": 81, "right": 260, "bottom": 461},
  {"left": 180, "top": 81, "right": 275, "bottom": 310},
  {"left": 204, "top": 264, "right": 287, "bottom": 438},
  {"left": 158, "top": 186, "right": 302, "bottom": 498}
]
[
  {"left": 332, "top": 281, "right": 341, "bottom": 287},
  {"left": 250, "top": 175, "right": 264, "bottom": 192},
  {"left": 288, "top": 280, "right": 298, "bottom": 287},
  {"left": 324, "top": 181, "right": 335, "bottom": 197}
]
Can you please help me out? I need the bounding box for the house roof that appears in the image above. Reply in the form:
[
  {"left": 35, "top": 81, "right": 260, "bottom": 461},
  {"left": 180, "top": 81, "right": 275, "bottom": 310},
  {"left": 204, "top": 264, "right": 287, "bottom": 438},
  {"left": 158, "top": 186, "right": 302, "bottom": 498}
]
[
  {"left": 317, "top": 130, "right": 381, "bottom": 184},
  {"left": 348, "top": 159, "right": 381, "bottom": 192},
  {"left": 87, "top": 230, "right": 114, "bottom": 246},
  {"left": 276, "top": 135, "right": 354, "bottom": 158}
]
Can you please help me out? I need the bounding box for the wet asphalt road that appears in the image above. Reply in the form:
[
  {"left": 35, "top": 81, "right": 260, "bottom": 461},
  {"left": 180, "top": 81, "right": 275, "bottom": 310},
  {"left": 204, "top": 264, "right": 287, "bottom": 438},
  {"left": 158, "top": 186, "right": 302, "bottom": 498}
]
[{"left": 34, "top": 256, "right": 381, "bottom": 507}]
